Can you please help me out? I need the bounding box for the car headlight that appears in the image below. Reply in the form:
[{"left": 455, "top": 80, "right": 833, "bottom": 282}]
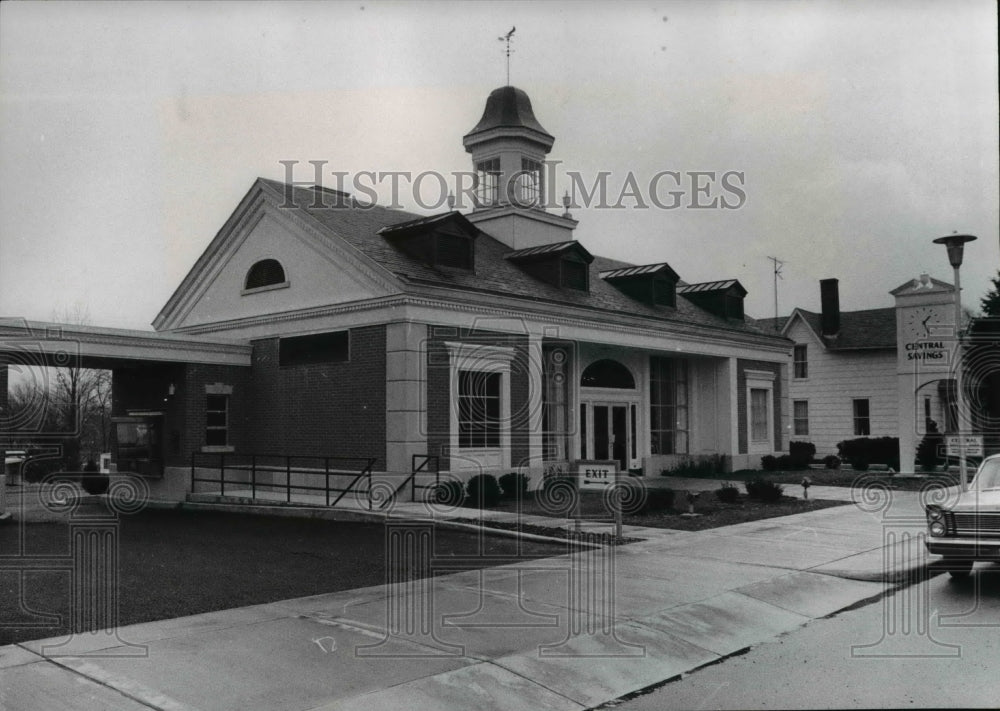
[
  {"left": 926, "top": 507, "right": 943, "bottom": 522},
  {"left": 929, "top": 520, "right": 946, "bottom": 537}
]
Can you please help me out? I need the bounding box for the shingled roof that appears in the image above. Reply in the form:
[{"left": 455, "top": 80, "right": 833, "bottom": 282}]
[
  {"left": 257, "top": 179, "right": 786, "bottom": 340},
  {"left": 757, "top": 307, "right": 897, "bottom": 350}
]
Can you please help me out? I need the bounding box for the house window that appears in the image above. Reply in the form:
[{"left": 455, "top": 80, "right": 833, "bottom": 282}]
[
  {"left": 650, "top": 356, "right": 688, "bottom": 455},
  {"left": 793, "top": 400, "right": 809, "bottom": 436},
  {"left": 750, "top": 389, "right": 770, "bottom": 442},
  {"left": 279, "top": 331, "right": 350, "bottom": 366},
  {"left": 475, "top": 158, "right": 501, "bottom": 206},
  {"left": 853, "top": 398, "right": 871, "bottom": 436},
  {"left": 458, "top": 371, "right": 501, "bottom": 448},
  {"left": 435, "top": 233, "right": 473, "bottom": 270},
  {"left": 793, "top": 345, "right": 808, "bottom": 379},
  {"left": 515, "top": 158, "right": 543, "bottom": 207},
  {"left": 653, "top": 278, "right": 676, "bottom": 307},
  {"left": 205, "top": 395, "right": 229, "bottom": 447},
  {"left": 244, "top": 259, "right": 287, "bottom": 290}
]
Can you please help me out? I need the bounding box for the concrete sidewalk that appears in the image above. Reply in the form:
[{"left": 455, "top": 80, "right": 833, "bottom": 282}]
[{"left": 0, "top": 488, "right": 940, "bottom": 711}]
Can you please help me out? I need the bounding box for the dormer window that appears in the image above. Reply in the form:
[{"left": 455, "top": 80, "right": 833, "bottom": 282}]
[
  {"left": 378, "top": 212, "right": 480, "bottom": 273},
  {"left": 244, "top": 259, "right": 288, "bottom": 292},
  {"left": 677, "top": 280, "right": 748, "bottom": 320},
  {"left": 506, "top": 241, "right": 595, "bottom": 293},
  {"left": 600, "top": 263, "right": 680, "bottom": 307}
]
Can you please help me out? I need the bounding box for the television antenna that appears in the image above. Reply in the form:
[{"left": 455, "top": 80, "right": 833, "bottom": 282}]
[{"left": 767, "top": 256, "right": 784, "bottom": 328}]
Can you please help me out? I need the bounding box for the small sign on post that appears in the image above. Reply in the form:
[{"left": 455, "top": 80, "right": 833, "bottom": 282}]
[
  {"left": 946, "top": 435, "right": 983, "bottom": 458},
  {"left": 572, "top": 460, "right": 622, "bottom": 538}
]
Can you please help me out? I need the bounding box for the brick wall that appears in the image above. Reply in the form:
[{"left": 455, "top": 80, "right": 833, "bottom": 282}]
[
  {"left": 113, "top": 363, "right": 251, "bottom": 467},
  {"left": 425, "top": 326, "right": 530, "bottom": 470},
  {"left": 248, "top": 325, "right": 386, "bottom": 468},
  {"left": 736, "top": 359, "right": 783, "bottom": 454}
]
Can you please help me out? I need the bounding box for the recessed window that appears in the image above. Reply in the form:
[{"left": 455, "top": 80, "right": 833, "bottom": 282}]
[
  {"left": 794, "top": 400, "right": 809, "bottom": 436},
  {"left": 653, "top": 278, "right": 676, "bottom": 307},
  {"left": 245, "top": 259, "right": 286, "bottom": 290},
  {"left": 853, "top": 398, "right": 871, "bottom": 436},
  {"left": 279, "top": 331, "right": 349, "bottom": 367},
  {"left": 581, "top": 359, "right": 635, "bottom": 389},
  {"left": 206, "top": 395, "right": 229, "bottom": 447},
  {"left": 458, "top": 370, "right": 502, "bottom": 448},
  {"left": 561, "top": 258, "right": 589, "bottom": 291},
  {"left": 793, "top": 345, "right": 808, "bottom": 379},
  {"left": 475, "top": 158, "right": 501, "bottom": 207},
  {"left": 750, "top": 388, "right": 770, "bottom": 442},
  {"left": 435, "top": 233, "right": 473, "bottom": 270}
]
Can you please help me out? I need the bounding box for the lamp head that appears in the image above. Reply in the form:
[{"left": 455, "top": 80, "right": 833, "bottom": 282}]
[{"left": 932, "top": 234, "right": 977, "bottom": 268}]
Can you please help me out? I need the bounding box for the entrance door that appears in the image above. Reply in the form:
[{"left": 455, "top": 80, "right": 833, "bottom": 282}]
[{"left": 591, "top": 404, "right": 629, "bottom": 471}]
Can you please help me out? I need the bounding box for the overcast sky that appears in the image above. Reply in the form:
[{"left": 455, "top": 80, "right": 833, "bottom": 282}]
[{"left": 1, "top": 0, "right": 997, "bottom": 330}]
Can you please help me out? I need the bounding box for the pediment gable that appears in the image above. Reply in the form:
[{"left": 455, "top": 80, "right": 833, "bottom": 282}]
[{"left": 154, "top": 180, "right": 402, "bottom": 331}]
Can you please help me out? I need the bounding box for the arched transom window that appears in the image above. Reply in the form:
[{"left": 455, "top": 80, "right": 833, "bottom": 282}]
[
  {"left": 244, "top": 259, "right": 287, "bottom": 290},
  {"left": 580, "top": 359, "right": 635, "bottom": 389}
]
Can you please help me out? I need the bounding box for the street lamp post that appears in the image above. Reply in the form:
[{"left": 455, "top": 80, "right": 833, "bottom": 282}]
[{"left": 932, "top": 233, "right": 977, "bottom": 491}]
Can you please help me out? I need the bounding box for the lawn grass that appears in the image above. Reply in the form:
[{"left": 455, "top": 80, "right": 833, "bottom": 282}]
[
  {"left": 461, "top": 490, "right": 848, "bottom": 534},
  {"left": 0, "top": 506, "right": 571, "bottom": 646}
]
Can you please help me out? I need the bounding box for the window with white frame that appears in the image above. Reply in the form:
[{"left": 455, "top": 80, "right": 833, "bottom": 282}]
[
  {"left": 793, "top": 345, "right": 808, "bottom": 379},
  {"left": 445, "top": 342, "right": 514, "bottom": 469},
  {"left": 853, "top": 398, "right": 871, "bottom": 436},
  {"left": 793, "top": 400, "right": 809, "bottom": 436},
  {"left": 475, "top": 158, "right": 501, "bottom": 207},
  {"left": 458, "top": 370, "right": 501, "bottom": 448},
  {"left": 745, "top": 369, "right": 775, "bottom": 453},
  {"left": 205, "top": 394, "right": 229, "bottom": 447}
]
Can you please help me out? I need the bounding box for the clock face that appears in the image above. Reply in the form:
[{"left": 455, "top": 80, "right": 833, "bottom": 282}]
[{"left": 906, "top": 307, "right": 939, "bottom": 338}]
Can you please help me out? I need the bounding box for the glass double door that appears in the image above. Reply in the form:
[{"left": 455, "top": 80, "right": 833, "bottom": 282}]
[{"left": 584, "top": 402, "right": 634, "bottom": 471}]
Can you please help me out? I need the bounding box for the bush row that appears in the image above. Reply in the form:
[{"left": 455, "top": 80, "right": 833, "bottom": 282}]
[{"left": 836, "top": 437, "right": 900, "bottom": 471}]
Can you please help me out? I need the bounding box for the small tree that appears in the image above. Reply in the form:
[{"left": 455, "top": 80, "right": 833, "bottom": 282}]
[
  {"left": 916, "top": 420, "right": 944, "bottom": 472},
  {"left": 980, "top": 270, "right": 1000, "bottom": 317}
]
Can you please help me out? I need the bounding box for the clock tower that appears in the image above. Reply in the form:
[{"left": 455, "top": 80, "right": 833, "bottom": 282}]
[{"left": 892, "top": 273, "right": 958, "bottom": 473}]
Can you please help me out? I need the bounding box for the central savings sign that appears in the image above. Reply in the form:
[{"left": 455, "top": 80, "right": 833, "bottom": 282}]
[{"left": 905, "top": 341, "right": 947, "bottom": 361}]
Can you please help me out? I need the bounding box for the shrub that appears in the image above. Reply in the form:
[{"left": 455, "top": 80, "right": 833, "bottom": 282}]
[
  {"left": 716, "top": 482, "right": 740, "bottom": 503},
  {"left": 837, "top": 437, "right": 900, "bottom": 471},
  {"left": 431, "top": 480, "right": 465, "bottom": 506},
  {"left": 761, "top": 455, "right": 779, "bottom": 471},
  {"left": 776, "top": 454, "right": 795, "bottom": 470},
  {"left": 916, "top": 420, "right": 944, "bottom": 472},
  {"left": 788, "top": 441, "right": 816, "bottom": 469},
  {"left": 745, "top": 478, "right": 784, "bottom": 502},
  {"left": 823, "top": 455, "right": 841, "bottom": 470},
  {"left": 466, "top": 474, "right": 502, "bottom": 508},
  {"left": 661, "top": 455, "right": 723, "bottom": 478},
  {"left": 640, "top": 487, "right": 675, "bottom": 513},
  {"left": 498, "top": 472, "right": 529, "bottom": 500}
]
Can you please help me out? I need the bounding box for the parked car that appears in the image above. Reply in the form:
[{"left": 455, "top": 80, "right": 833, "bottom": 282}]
[{"left": 925, "top": 453, "right": 1000, "bottom": 577}]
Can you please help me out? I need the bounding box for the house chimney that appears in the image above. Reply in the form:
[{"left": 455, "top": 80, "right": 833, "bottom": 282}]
[{"left": 820, "top": 278, "right": 840, "bottom": 336}]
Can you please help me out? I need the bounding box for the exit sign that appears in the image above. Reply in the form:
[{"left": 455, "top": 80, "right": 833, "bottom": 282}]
[{"left": 574, "top": 460, "right": 618, "bottom": 490}]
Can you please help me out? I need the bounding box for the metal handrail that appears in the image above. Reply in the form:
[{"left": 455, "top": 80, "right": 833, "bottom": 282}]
[{"left": 190, "top": 453, "right": 377, "bottom": 508}]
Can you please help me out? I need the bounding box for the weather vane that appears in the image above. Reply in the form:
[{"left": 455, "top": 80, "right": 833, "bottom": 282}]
[{"left": 498, "top": 26, "right": 516, "bottom": 85}]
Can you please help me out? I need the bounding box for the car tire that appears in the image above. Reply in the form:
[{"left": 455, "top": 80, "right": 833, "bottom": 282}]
[{"left": 945, "top": 559, "right": 973, "bottom": 578}]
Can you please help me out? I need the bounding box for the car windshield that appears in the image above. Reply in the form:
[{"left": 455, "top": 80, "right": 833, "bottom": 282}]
[{"left": 972, "top": 459, "right": 1000, "bottom": 491}]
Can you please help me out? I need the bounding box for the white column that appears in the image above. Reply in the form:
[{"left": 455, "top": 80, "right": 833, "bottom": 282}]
[{"left": 526, "top": 333, "right": 544, "bottom": 467}]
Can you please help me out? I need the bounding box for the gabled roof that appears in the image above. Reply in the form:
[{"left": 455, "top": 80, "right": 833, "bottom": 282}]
[
  {"left": 600, "top": 262, "right": 680, "bottom": 281},
  {"left": 757, "top": 307, "right": 896, "bottom": 350},
  {"left": 162, "top": 178, "right": 788, "bottom": 342},
  {"left": 678, "top": 279, "right": 747, "bottom": 297},
  {"left": 505, "top": 241, "right": 594, "bottom": 264}
]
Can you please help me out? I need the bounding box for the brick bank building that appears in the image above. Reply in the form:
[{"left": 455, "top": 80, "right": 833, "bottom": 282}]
[{"left": 2, "top": 87, "right": 790, "bottom": 500}]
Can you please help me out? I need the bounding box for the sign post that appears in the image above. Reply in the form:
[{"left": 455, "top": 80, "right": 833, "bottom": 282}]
[{"left": 573, "top": 460, "right": 622, "bottom": 538}]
